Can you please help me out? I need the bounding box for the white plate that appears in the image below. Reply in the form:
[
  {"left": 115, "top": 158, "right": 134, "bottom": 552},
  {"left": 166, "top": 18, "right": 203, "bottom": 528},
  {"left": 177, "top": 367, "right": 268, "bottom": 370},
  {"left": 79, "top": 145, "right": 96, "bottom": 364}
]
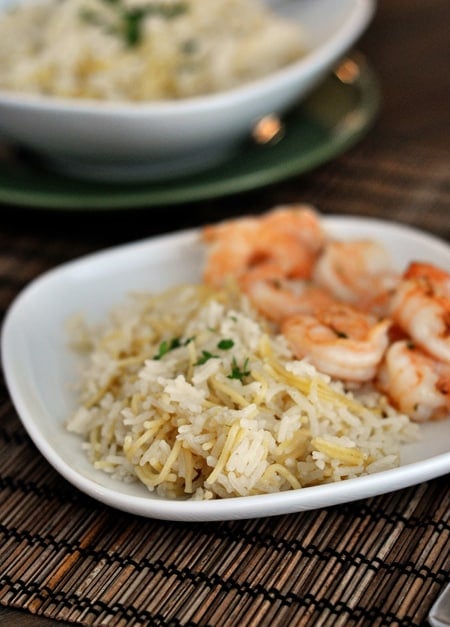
[{"left": 2, "top": 217, "right": 450, "bottom": 521}]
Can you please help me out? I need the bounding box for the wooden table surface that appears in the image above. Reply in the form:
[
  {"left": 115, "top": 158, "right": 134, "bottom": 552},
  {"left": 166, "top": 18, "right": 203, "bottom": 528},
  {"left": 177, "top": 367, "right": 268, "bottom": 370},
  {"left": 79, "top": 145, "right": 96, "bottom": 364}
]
[{"left": 0, "top": 1, "right": 449, "bottom": 625}]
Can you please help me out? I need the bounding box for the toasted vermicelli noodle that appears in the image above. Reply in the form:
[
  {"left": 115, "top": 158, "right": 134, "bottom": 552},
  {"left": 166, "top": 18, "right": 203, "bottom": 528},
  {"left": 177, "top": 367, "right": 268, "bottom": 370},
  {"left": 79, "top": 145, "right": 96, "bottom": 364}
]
[{"left": 66, "top": 283, "right": 418, "bottom": 500}]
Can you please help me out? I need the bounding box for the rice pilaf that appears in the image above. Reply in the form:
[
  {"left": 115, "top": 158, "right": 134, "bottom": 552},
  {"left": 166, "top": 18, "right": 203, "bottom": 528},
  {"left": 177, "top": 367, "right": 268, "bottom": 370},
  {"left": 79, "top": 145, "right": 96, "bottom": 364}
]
[
  {"left": 66, "top": 283, "right": 418, "bottom": 500},
  {"left": 0, "top": 0, "right": 304, "bottom": 101}
]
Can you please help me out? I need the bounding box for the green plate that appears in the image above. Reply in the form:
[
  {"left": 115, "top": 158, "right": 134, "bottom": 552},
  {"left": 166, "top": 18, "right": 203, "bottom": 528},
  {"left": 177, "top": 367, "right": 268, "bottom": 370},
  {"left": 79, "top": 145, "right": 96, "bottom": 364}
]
[{"left": 0, "top": 52, "right": 379, "bottom": 211}]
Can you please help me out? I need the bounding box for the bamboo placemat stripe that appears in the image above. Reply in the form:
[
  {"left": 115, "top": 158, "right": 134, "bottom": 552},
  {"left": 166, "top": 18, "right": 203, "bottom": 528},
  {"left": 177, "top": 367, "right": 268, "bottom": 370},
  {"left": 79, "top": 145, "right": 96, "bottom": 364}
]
[
  {"left": 0, "top": 484, "right": 449, "bottom": 578},
  {"left": 1, "top": 477, "right": 448, "bottom": 626}
]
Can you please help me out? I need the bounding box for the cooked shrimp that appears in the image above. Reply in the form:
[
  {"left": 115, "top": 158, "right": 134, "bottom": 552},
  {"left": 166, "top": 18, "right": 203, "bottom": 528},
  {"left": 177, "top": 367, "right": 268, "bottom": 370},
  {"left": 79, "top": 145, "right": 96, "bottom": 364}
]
[
  {"left": 201, "top": 215, "right": 260, "bottom": 288},
  {"left": 313, "top": 239, "right": 399, "bottom": 316},
  {"left": 281, "top": 303, "right": 391, "bottom": 382},
  {"left": 377, "top": 340, "right": 450, "bottom": 422},
  {"left": 202, "top": 204, "right": 326, "bottom": 288},
  {"left": 241, "top": 277, "right": 336, "bottom": 323},
  {"left": 259, "top": 204, "right": 326, "bottom": 254},
  {"left": 390, "top": 261, "right": 450, "bottom": 364}
]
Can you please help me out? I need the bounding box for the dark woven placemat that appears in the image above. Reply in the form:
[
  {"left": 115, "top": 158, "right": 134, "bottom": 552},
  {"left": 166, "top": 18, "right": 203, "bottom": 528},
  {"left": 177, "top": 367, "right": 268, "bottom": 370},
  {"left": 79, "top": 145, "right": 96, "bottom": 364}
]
[{"left": 0, "top": 129, "right": 449, "bottom": 626}]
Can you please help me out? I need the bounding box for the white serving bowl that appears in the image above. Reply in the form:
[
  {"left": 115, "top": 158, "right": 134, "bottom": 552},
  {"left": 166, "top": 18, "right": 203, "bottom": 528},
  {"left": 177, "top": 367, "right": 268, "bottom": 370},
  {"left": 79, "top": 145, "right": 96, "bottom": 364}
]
[{"left": 0, "top": 0, "right": 375, "bottom": 182}]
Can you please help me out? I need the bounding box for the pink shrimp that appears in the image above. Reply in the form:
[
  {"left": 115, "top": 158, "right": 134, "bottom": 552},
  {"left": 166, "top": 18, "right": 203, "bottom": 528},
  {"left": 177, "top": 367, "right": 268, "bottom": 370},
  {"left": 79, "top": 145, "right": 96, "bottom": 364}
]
[
  {"left": 281, "top": 303, "right": 391, "bottom": 382},
  {"left": 313, "top": 239, "right": 399, "bottom": 316},
  {"left": 377, "top": 340, "right": 450, "bottom": 422},
  {"left": 241, "top": 276, "right": 336, "bottom": 323},
  {"left": 201, "top": 215, "right": 260, "bottom": 288},
  {"left": 259, "top": 204, "right": 326, "bottom": 255},
  {"left": 389, "top": 261, "right": 450, "bottom": 364},
  {"left": 201, "top": 204, "right": 326, "bottom": 288}
]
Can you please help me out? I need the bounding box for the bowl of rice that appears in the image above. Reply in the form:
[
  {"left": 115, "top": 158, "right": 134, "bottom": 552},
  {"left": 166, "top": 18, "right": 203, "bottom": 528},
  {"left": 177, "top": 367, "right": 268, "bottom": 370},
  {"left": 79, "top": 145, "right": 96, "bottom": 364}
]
[{"left": 0, "top": 0, "right": 375, "bottom": 182}]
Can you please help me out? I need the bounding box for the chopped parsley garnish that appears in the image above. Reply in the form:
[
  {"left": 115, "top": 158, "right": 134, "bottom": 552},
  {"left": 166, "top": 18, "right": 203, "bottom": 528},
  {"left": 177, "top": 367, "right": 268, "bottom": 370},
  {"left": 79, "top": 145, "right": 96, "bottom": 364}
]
[
  {"left": 217, "top": 339, "right": 234, "bottom": 350},
  {"left": 194, "top": 338, "right": 234, "bottom": 366},
  {"left": 195, "top": 350, "right": 219, "bottom": 366},
  {"left": 153, "top": 336, "right": 193, "bottom": 360},
  {"left": 227, "top": 357, "right": 250, "bottom": 381},
  {"left": 80, "top": 0, "right": 187, "bottom": 48}
]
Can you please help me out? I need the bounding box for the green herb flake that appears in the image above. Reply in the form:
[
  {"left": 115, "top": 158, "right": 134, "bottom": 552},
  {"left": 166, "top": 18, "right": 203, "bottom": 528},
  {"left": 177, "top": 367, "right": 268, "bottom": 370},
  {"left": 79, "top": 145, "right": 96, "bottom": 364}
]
[
  {"left": 217, "top": 339, "right": 234, "bottom": 350},
  {"left": 80, "top": 0, "right": 188, "bottom": 48},
  {"left": 227, "top": 357, "right": 251, "bottom": 381},
  {"left": 153, "top": 336, "right": 193, "bottom": 360},
  {"left": 195, "top": 350, "right": 219, "bottom": 366},
  {"left": 122, "top": 8, "right": 145, "bottom": 47},
  {"left": 154, "top": 339, "right": 170, "bottom": 360}
]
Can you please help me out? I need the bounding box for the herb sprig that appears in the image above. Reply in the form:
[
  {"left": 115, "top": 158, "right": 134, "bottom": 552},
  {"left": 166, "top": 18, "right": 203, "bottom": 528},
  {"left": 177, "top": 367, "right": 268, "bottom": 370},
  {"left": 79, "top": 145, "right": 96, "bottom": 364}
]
[
  {"left": 153, "top": 336, "right": 193, "bottom": 360},
  {"left": 80, "top": 0, "right": 187, "bottom": 48},
  {"left": 195, "top": 350, "right": 219, "bottom": 366},
  {"left": 227, "top": 357, "right": 250, "bottom": 382},
  {"left": 155, "top": 334, "right": 250, "bottom": 382},
  {"left": 194, "top": 338, "right": 234, "bottom": 366}
]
